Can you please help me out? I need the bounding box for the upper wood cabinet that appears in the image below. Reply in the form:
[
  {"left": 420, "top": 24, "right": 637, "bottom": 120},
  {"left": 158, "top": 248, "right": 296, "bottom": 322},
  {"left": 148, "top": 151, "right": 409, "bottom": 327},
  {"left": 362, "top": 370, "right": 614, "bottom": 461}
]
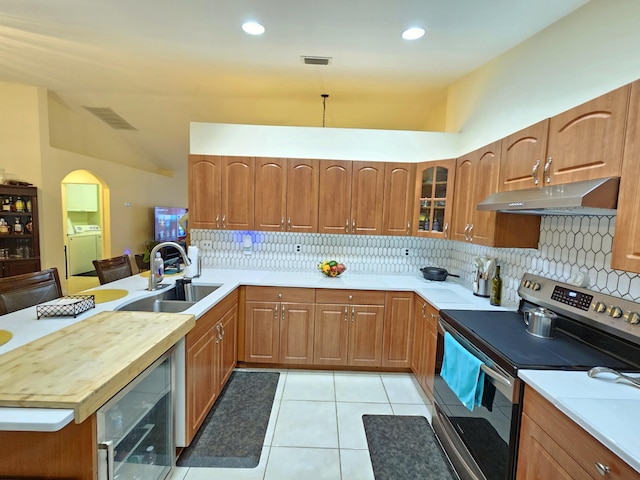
[
  {"left": 188, "top": 155, "right": 255, "bottom": 230},
  {"left": 499, "top": 120, "right": 550, "bottom": 191},
  {"left": 413, "top": 160, "right": 456, "bottom": 239},
  {"left": 545, "top": 84, "right": 630, "bottom": 186},
  {"left": 318, "top": 161, "right": 384, "bottom": 235},
  {"left": 382, "top": 163, "right": 415, "bottom": 236},
  {"left": 612, "top": 80, "right": 640, "bottom": 273},
  {"left": 452, "top": 141, "right": 540, "bottom": 248},
  {"left": 254, "top": 158, "right": 319, "bottom": 232}
]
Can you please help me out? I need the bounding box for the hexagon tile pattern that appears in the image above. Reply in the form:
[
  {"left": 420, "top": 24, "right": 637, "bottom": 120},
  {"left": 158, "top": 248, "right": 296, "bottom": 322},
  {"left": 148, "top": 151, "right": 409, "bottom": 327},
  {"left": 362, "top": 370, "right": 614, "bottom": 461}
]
[{"left": 191, "top": 214, "right": 640, "bottom": 305}]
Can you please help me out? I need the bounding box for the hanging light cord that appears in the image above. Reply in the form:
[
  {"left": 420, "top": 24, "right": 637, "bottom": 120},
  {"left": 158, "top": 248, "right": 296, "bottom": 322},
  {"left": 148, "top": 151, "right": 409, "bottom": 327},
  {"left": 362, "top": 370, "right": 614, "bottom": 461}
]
[{"left": 321, "top": 93, "right": 329, "bottom": 127}]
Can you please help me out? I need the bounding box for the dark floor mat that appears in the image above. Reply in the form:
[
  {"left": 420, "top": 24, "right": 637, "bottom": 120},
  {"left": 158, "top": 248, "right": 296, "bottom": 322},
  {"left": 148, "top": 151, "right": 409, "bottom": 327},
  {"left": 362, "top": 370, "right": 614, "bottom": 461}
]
[
  {"left": 363, "top": 415, "right": 456, "bottom": 480},
  {"left": 452, "top": 416, "right": 508, "bottom": 480},
  {"left": 177, "top": 371, "right": 279, "bottom": 468},
  {"left": 74, "top": 270, "right": 98, "bottom": 277}
]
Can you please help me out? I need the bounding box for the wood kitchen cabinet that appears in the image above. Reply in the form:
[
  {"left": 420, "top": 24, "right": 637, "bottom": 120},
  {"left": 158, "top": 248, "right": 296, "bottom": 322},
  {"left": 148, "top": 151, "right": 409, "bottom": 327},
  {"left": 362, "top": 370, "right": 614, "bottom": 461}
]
[
  {"left": 185, "top": 289, "right": 238, "bottom": 445},
  {"left": 314, "top": 289, "right": 385, "bottom": 367},
  {"left": 188, "top": 155, "right": 255, "bottom": 230},
  {"left": 612, "top": 81, "right": 640, "bottom": 273},
  {"left": 499, "top": 120, "right": 550, "bottom": 191},
  {"left": 254, "top": 158, "right": 319, "bottom": 232},
  {"left": 517, "top": 386, "right": 639, "bottom": 480},
  {"left": 318, "top": 160, "right": 385, "bottom": 235},
  {"left": 0, "top": 185, "right": 40, "bottom": 278},
  {"left": 452, "top": 141, "right": 540, "bottom": 248},
  {"left": 413, "top": 159, "right": 456, "bottom": 238},
  {"left": 382, "top": 162, "right": 415, "bottom": 236},
  {"left": 411, "top": 295, "right": 438, "bottom": 399},
  {"left": 381, "top": 291, "right": 414, "bottom": 368},
  {"left": 244, "top": 287, "right": 316, "bottom": 364},
  {"left": 544, "top": 84, "right": 630, "bottom": 186}
]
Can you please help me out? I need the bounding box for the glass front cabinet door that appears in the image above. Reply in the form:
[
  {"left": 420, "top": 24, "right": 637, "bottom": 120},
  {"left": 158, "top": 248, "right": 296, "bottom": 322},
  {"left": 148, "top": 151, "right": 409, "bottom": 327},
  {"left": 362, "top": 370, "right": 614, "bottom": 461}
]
[{"left": 413, "top": 159, "right": 456, "bottom": 238}]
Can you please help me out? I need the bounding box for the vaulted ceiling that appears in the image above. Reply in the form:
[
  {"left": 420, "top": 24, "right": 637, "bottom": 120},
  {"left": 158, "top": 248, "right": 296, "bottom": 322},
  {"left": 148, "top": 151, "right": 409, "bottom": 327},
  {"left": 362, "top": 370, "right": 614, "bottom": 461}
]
[{"left": 0, "top": 0, "right": 588, "bottom": 170}]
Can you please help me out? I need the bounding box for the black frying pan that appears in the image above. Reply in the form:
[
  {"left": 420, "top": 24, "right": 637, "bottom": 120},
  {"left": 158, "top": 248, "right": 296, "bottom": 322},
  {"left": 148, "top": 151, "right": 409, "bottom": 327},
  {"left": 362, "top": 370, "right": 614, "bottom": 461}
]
[{"left": 420, "top": 267, "right": 460, "bottom": 281}]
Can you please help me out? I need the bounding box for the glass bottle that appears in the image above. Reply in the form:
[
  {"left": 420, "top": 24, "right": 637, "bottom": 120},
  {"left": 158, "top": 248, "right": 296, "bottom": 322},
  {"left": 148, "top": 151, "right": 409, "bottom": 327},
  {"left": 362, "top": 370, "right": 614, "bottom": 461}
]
[
  {"left": 2, "top": 197, "right": 10, "bottom": 212},
  {"left": 26, "top": 197, "right": 32, "bottom": 212},
  {"left": 13, "top": 217, "right": 23, "bottom": 234},
  {"left": 144, "top": 445, "right": 157, "bottom": 464},
  {"left": 14, "top": 196, "right": 25, "bottom": 212},
  {"left": 154, "top": 252, "right": 164, "bottom": 283},
  {"left": 490, "top": 265, "right": 502, "bottom": 306}
]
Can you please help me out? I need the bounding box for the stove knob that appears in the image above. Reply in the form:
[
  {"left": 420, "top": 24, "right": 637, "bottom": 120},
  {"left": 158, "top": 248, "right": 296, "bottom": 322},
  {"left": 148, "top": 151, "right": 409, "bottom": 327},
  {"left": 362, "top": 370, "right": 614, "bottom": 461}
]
[
  {"left": 623, "top": 311, "right": 640, "bottom": 324},
  {"left": 607, "top": 306, "right": 623, "bottom": 318},
  {"left": 531, "top": 282, "right": 541, "bottom": 291},
  {"left": 523, "top": 280, "right": 532, "bottom": 288},
  {"left": 593, "top": 301, "right": 607, "bottom": 313}
]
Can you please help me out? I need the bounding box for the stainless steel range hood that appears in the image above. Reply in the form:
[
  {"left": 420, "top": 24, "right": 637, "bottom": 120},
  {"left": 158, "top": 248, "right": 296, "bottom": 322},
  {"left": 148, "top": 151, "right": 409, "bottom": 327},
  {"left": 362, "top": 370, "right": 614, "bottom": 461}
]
[{"left": 477, "top": 177, "right": 620, "bottom": 215}]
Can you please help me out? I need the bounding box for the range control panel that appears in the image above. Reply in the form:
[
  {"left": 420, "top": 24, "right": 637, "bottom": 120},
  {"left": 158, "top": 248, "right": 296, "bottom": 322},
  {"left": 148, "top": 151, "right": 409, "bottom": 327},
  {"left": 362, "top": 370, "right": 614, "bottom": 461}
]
[{"left": 518, "top": 273, "right": 640, "bottom": 344}]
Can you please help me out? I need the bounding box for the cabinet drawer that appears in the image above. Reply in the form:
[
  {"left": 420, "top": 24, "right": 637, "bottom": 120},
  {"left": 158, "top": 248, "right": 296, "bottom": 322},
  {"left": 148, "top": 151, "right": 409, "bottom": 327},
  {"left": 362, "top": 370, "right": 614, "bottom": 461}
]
[
  {"left": 521, "top": 386, "right": 638, "bottom": 479},
  {"left": 245, "top": 286, "right": 315, "bottom": 303},
  {"left": 315, "top": 289, "right": 385, "bottom": 305}
]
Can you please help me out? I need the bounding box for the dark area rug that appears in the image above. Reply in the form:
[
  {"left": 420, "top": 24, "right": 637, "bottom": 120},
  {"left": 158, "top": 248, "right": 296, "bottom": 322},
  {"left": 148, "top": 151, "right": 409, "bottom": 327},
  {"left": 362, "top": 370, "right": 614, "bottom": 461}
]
[
  {"left": 363, "top": 415, "right": 456, "bottom": 480},
  {"left": 452, "top": 416, "right": 508, "bottom": 480},
  {"left": 177, "top": 371, "right": 280, "bottom": 468},
  {"left": 74, "top": 270, "right": 97, "bottom": 277}
]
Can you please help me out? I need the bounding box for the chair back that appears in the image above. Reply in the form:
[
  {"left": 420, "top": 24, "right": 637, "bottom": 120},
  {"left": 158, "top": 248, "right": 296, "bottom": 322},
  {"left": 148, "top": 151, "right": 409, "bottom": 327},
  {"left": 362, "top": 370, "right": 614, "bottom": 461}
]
[
  {"left": 93, "top": 255, "right": 133, "bottom": 285},
  {"left": 0, "top": 268, "right": 63, "bottom": 315}
]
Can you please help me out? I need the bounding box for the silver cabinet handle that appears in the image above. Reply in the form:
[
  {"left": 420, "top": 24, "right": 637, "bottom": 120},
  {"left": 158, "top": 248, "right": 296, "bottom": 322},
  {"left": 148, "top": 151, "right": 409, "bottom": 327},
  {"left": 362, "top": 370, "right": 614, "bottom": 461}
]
[
  {"left": 274, "top": 304, "right": 278, "bottom": 320},
  {"left": 215, "top": 215, "right": 220, "bottom": 229},
  {"left": 344, "top": 305, "right": 348, "bottom": 322},
  {"left": 532, "top": 159, "right": 540, "bottom": 185},
  {"left": 421, "top": 302, "right": 426, "bottom": 318},
  {"left": 443, "top": 223, "right": 448, "bottom": 238},
  {"left": 345, "top": 219, "right": 349, "bottom": 233},
  {"left": 216, "top": 323, "right": 223, "bottom": 340},
  {"left": 468, "top": 223, "right": 474, "bottom": 242},
  {"left": 98, "top": 441, "right": 115, "bottom": 480},
  {"left": 287, "top": 217, "right": 291, "bottom": 231},
  {"left": 407, "top": 221, "right": 411, "bottom": 235},
  {"left": 281, "top": 304, "right": 285, "bottom": 320},
  {"left": 352, "top": 219, "right": 356, "bottom": 234},
  {"left": 544, "top": 157, "right": 553, "bottom": 184},
  {"left": 281, "top": 217, "right": 285, "bottom": 231},
  {"left": 594, "top": 462, "right": 611, "bottom": 476},
  {"left": 351, "top": 306, "right": 355, "bottom": 322},
  {"left": 463, "top": 224, "right": 470, "bottom": 241},
  {"left": 222, "top": 214, "right": 226, "bottom": 229}
]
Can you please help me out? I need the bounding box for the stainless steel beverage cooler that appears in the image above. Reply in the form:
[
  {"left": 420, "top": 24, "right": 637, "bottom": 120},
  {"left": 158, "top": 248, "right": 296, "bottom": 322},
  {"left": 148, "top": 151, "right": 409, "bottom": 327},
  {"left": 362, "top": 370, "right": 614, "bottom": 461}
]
[{"left": 97, "top": 348, "right": 175, "bottom": 480}]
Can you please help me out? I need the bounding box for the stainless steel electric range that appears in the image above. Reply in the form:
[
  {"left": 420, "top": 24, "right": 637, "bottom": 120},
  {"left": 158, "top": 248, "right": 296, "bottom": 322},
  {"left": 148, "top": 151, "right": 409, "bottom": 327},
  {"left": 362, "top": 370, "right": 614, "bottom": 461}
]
[{"left": 433, "top": 273, "right": 640, "bottom": 480}]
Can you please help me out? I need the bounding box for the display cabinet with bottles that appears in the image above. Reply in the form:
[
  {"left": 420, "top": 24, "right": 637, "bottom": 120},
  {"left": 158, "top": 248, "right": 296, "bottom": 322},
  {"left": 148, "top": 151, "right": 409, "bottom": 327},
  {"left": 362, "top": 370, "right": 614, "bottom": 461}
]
[
  {"left": 0, "top": 185, "right": 40, "bottom": 277},
  {"left": 413, "top": 160, "right": 456, "bottom": 238}
]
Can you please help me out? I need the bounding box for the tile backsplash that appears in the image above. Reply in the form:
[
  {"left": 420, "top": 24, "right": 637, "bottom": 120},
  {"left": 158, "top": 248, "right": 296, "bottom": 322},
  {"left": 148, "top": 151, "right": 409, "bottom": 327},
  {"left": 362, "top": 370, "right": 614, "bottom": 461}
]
[{"left": 191, "top": 214, "right": 640, "bottom": 303}]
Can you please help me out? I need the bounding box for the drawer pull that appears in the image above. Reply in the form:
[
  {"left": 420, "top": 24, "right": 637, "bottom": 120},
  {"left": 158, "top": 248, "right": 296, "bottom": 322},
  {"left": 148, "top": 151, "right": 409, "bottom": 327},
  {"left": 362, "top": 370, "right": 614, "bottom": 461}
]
[{"left": 594, "top": 462, "right": 611, "bottom": 476}]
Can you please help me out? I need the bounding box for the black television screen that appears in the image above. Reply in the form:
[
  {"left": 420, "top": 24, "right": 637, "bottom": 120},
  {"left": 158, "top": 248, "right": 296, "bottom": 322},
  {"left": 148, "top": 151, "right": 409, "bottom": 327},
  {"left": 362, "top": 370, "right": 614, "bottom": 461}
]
[{"left": 154, "top": 206, "right": 187, "bottom": 242}]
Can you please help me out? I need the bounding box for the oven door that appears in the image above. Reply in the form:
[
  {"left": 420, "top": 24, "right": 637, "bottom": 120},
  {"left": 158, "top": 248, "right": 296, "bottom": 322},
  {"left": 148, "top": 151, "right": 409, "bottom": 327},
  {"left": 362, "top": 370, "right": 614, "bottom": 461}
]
[{"left": 433, "top": 318, "right": 521, "bottom": 480}]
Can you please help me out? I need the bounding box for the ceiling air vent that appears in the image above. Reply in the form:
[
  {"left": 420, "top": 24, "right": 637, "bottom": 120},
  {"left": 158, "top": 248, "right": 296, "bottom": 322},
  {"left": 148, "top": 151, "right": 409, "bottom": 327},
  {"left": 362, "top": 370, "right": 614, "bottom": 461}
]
[
  {"left": 82, "top": 106, "right": 137, "bottom": 130},
  {"left": 301, "top": 56, "right": 332, "bottom": 66}
]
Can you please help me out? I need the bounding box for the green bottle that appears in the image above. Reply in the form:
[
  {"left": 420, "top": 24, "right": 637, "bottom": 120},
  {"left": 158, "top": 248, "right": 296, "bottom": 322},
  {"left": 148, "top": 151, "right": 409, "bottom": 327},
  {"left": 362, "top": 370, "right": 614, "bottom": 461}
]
[{"left": 490, "top": 265, "right": 502, "bottom": 306}]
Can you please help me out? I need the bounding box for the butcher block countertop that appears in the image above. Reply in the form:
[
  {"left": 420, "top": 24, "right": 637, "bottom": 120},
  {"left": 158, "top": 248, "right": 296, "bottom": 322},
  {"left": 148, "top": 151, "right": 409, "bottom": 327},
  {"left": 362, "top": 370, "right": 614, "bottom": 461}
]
[{"left": 0, "top": 311, "right": 195, "bottom": 424}]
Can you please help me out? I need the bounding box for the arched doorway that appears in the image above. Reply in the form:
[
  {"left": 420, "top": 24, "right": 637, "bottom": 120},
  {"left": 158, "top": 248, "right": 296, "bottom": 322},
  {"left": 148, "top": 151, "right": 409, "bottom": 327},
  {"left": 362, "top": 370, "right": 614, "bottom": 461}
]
[{"left": 60, "top": 170, "right": 110, "bottom": 291}]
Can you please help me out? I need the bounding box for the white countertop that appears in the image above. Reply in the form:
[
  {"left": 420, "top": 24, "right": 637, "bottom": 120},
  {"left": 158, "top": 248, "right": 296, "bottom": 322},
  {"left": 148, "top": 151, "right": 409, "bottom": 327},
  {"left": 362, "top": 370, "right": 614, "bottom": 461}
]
[{"left": 519, "top": 369, "right": 640, "bottom": 473}]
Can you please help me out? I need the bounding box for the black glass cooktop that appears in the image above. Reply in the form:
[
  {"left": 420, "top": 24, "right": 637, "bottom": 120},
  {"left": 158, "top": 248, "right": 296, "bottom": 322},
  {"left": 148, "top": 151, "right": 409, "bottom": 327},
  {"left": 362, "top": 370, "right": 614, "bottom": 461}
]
[{"left": 439, "top": 309, "right": 635, "bottom": 375}]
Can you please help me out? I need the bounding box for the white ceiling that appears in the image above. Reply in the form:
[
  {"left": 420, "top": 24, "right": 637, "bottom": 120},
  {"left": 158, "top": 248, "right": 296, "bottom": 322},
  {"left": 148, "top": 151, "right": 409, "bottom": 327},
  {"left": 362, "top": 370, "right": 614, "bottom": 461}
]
[{"left": 0, "top": 0, "right": 589, "bottom": 171}]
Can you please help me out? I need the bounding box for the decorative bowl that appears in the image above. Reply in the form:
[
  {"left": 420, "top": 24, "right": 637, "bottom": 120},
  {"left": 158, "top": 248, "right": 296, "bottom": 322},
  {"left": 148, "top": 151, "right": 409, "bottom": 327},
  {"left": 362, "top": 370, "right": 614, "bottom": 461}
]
[{"left": 318, "top": 260, "right": 347, "bottom": 277}]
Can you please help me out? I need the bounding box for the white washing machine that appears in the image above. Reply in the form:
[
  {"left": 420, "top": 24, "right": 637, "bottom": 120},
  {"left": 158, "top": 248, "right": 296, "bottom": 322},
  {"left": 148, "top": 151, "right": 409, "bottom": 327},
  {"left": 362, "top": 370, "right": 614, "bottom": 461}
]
[{"left": 68, "top": 224, "right": 103, "bottom": 275}]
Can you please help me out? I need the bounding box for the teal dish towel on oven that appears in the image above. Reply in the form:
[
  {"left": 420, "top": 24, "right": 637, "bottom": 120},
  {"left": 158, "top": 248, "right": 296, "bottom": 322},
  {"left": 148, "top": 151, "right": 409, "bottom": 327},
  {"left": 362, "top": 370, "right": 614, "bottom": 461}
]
[{"left": 441, "top": 332, "right": 485, "bottom": 411}]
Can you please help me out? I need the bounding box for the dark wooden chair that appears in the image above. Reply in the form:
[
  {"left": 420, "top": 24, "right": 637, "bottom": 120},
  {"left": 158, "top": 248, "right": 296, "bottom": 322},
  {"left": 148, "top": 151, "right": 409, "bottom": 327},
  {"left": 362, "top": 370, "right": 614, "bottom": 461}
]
[
  {"left": 93, "top": 255, "right": 133, "bottom": 285},
  {"left": 0, "top": 268, "right": 63, "bottom": 315}
]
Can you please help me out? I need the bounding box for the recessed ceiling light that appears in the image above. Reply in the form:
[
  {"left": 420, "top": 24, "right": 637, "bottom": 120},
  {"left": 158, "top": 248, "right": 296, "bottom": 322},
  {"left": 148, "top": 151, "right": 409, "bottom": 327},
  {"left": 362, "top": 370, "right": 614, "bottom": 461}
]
[
  {"left": 402, "top": 27, "right": 425, "bottom": 40},
  {"left": 242, "top": 21, "right": 265, "bottom": 35}
]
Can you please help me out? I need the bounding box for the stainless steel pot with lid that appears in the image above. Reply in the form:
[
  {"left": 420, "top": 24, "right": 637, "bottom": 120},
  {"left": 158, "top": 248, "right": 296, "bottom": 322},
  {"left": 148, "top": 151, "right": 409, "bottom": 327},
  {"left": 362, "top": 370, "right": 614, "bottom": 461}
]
[{"left": 524, "top": 307, "right": 557, "bottom": 338}]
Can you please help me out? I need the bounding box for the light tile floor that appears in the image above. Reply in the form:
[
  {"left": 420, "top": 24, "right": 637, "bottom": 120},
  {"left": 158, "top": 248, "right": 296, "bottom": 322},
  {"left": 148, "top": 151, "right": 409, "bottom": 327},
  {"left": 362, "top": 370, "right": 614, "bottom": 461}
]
[{"left": 170, "top": 369, "right": 432, "bottom": 480}]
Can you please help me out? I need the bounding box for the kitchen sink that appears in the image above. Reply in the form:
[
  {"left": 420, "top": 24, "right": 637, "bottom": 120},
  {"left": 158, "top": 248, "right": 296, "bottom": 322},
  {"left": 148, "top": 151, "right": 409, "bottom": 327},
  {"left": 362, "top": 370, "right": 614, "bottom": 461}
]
[{"left": 116, "top": 284, "right": 221, "bottom": 313}]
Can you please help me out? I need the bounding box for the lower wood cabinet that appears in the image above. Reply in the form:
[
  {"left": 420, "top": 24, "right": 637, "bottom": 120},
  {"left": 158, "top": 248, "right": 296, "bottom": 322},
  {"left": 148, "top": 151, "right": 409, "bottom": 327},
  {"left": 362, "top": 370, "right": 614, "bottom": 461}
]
[
  {"left": 314, "top": 289, "right": 385, "bottom": 367},
  {"left": 185, "top": 289, "right": 238, "bottom": 445},
  {"left": 411, "top": 295, "right": 438, "bottom": 399},
  {"left": 381, "top": 291, "right": 414, "bottom": 367},
  {"left": 517, "top": 385, "right": 639, "bottom": 480},
  {"left": 244, "top": 287, "right": 316, "bottom": 364}
]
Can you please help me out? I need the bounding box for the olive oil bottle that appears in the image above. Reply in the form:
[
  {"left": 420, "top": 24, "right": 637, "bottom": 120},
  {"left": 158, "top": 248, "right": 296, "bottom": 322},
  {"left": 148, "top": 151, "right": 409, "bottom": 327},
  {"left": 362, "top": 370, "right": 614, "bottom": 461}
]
[{"left": 490, "top": 265, "right": 502, "bottom": 306}]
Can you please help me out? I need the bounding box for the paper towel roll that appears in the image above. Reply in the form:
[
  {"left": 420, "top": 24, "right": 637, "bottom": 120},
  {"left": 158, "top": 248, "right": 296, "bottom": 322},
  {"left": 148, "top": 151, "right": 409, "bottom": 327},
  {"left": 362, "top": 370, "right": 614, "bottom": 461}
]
[{"left": 184, "top": 245, "right": 199, "bottom": 278}]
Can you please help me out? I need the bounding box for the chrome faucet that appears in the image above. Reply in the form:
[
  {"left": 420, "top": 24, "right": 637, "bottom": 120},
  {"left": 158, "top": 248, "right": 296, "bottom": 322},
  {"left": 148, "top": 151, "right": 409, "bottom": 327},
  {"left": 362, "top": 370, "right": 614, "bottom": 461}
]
[{"left": 148, "top": 241, "right": 191, "bottom": 291}]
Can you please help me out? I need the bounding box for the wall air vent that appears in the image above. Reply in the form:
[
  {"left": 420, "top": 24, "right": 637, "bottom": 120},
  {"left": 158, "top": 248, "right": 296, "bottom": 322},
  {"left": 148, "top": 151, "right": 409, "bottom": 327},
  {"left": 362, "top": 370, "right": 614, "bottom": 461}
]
[
  {"left": 82, "top": 106, "right": 137, "bottom": 130},
  {"left": 301, "top": 56, "right": 332, "bottom": 66}
]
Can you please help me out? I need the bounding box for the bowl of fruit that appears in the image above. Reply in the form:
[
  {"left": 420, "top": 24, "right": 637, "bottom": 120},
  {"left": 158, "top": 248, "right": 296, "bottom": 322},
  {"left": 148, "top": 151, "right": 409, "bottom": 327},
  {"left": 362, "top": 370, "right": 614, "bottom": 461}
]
[{"left": 318, "top": 260, "right": 347, "bottom": 277}]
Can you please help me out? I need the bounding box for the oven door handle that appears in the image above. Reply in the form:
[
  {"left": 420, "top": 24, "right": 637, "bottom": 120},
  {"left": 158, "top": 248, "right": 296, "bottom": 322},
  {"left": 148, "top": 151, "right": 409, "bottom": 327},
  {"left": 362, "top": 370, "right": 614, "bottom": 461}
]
[
  {"left": 439, "top": 318, "right": 513, "bottom": 389},
  {"left": 480, "top": 364, "right": 512, "bottom": 388}
]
